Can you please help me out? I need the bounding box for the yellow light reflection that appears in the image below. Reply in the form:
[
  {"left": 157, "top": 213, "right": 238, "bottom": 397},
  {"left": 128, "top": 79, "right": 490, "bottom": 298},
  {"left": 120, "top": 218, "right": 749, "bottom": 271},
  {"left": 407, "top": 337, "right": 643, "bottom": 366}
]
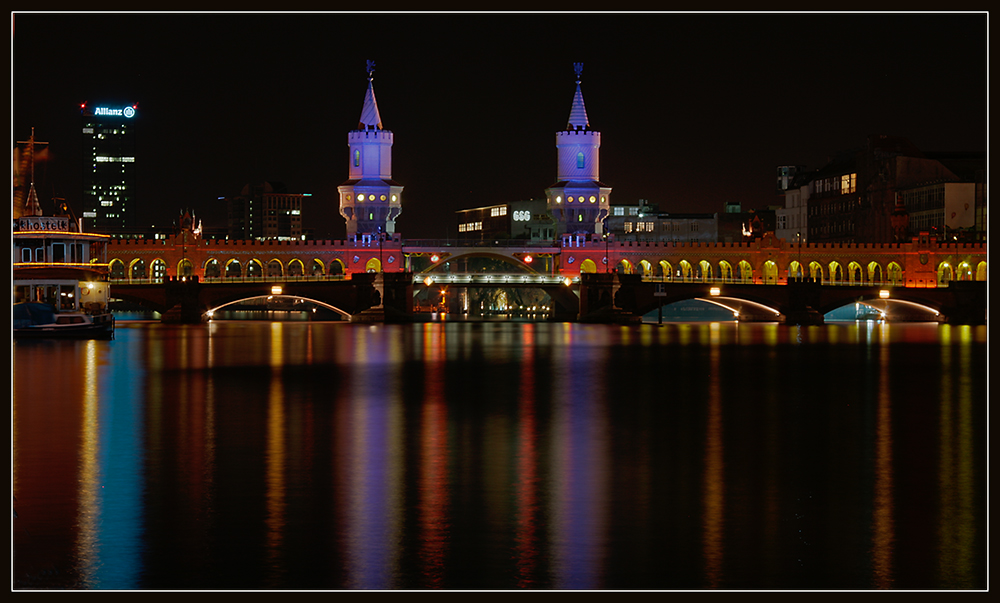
[
  {"left": 871, "top": 341, "right": 895, "bottom": 588},
  {"left": 702, "top": 338, "right": 725, "bottom": 588}
]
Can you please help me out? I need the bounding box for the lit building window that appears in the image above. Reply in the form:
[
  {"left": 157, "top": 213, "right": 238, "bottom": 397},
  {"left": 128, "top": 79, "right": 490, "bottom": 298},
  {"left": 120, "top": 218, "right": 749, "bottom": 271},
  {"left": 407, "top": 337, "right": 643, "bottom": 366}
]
[
  {"left": 354, "top": 150, "right": 361, "bottom": 167},
  {"left": 577, "top": 152, "right": 585, "bottom": 169}
]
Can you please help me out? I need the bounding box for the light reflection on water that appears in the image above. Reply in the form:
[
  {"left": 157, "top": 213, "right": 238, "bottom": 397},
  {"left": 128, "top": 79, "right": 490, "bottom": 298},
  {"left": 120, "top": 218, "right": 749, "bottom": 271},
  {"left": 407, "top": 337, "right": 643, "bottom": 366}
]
[{"left": 12, "top": 321, "right": 987, "bottom": 590}]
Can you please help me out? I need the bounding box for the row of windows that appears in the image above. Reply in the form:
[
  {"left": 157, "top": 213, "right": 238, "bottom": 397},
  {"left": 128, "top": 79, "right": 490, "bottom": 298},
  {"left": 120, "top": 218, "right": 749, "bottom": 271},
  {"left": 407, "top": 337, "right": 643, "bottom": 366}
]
[
  {"left": 623, "top": 221, "right": 700, "bottom": 233},
  {"left": 814, "top": 172, "right": 857, "bottom": 195},
  {"left": 490, "top": 206, "right": 507, "bottom": 217},
  {"left": 458, "top": 221, "right": 483, "bottom": 232}
]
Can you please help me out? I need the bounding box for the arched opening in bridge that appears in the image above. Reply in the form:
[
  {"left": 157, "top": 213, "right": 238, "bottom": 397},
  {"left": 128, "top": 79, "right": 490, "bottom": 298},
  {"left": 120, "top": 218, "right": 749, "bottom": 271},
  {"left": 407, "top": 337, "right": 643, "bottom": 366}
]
[
  {"left": 366, "top": 258, "right": 382, "bottom": 273},
  {"left": 697, "top": 260, "right": 713, "bottom": 282},
  {"left": 205, "top": 258, "right": 221, "bottom": 278},
  {"left": 763, "top": 261, "right": 778, "bottom": 284},
  {"left": 329, "top": 259, "right": 345, "bottom": 276},
  {"left": 975, "top": 261, "right": 987, "bottom": 281},
  {"left": 640, "top": 259, "right": 653, "bottom": 277},
  {"left": 659, "top": 260, "right": 673, "bottom": 279},
  {"left": 110, "top": 258, "right": 126, "bottom": 280},
  {"left": 267, "top": 259, "right": 284, "bottom": 277},
  {"left": 937, "top": 262, "right": 953, "bottom": 285},
  {"left": 225, "top": 259, "right": 242, "bottom": 278},
  {"left": 788, "top": 261, "right": 802, "bottom": 280},
  {"left": 826, "top": 299, "right": 942, "bottom": 322},
  {"left": 867, "top": 261, "right": 883, "bottom": 284},
  {"left": 178, "top": 258, "right": 194, "bottom": 278},
  {"left": 737, "top": 260, "right": 753, "bottom": 284},
  {"left": 311, "top": 259, "right": 325, "bottom": 276},
  {"left": 719, "top": 260, "right": 734, "bottom": 282},
  {"left": 617, "top": 259, "right": 634, "bottom": 274},
  {"left": 247, "top": 259, "right": 263, "bottom": 278},
  {"left": 887, "top": 262, "right": 903, "bottom": 285},
  {"left": 288, "top": 259, "right": 305, "bottom": 277},
  {"left": 828, "top": 261, "right": 844, "bottom": 285},
  {"left": 641, "top": 299, "right": 740, "bottom": 323},
  {"left": 808, "top": 261, "right": 824, "bottom": 282},
  {"left": 151, "top": 259, "right": 167, "bottom": 282},
  {"left": 678, "top": 260, "right": 692, "bottom": 281},
  {"left": 130, "top": 258, "right": 147, "bottom": 281},
  {"left": 580, "top": 258, "right": 598, "bottom": 273},
  {"left": 205, "top": 295, "right": 351, "bottom": 322}
]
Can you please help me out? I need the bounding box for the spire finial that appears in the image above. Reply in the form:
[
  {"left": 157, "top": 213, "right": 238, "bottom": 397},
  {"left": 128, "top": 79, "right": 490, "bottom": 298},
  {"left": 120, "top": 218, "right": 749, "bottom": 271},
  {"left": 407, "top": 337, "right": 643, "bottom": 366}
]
[
  {"left": 574, "top": 62, "right": 584, "bottom": 84},
  {"left": 367, "top": 59, "right": 376, "bottom": 82}
]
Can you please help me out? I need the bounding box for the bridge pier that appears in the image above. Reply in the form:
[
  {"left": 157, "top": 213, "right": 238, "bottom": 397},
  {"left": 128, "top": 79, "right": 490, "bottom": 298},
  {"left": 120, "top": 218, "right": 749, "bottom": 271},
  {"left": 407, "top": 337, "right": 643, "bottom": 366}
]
[
  {"left": 578, "top": 272, "right": 641, "bottom": 324},
  {"left": 782, "top": 279, "right": 825, "bottom": 325},
  {"left": 160, "top": 276, "right": 209, "bottom": 324}
]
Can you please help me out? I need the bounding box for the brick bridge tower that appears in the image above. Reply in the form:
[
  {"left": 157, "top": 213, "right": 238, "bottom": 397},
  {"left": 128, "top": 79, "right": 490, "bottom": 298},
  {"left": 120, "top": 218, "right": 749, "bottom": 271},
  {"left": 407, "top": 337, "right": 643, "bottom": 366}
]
[
  {"left": 338, "top": 60, "right": 404, "bottom": 240},
  {"left": 546, "top": 63, "right": 612, "bottom": 238}
]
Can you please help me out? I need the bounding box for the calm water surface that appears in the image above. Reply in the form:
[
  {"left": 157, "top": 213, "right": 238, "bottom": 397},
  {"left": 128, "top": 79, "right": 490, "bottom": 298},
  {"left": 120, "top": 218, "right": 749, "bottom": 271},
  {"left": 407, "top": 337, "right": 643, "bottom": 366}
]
[{"left": 12, "top": 320, "right": 987, "bottom": 590}]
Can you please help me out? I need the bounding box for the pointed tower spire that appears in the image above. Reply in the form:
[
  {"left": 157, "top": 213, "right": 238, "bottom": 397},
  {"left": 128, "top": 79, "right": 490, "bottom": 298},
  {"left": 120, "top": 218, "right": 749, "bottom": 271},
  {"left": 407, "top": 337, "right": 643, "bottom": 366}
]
[
  {"left": 16, "top": 128, "right": 47, "bottom": 217},
  {"left": 567, "top": 62, "right": 589, "bottom": 130},
  {"left": 339, "top": 61, "right": 403, "bottom": 239},
  {"left": 359, "top": 60, "right": 383, "bottom": 130},
  {"left": 546, "top": 63, "right": 611, "bottom": 238}
]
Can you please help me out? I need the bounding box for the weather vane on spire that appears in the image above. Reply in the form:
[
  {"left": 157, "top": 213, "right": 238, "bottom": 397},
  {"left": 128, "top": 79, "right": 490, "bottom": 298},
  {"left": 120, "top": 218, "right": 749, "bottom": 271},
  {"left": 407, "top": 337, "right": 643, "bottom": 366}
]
[
  {"left": 574, "top": 62, "right": 584, "bottom": 84},
  {"left": 367, "top": 60, "right": 376, "bottom": 81}
]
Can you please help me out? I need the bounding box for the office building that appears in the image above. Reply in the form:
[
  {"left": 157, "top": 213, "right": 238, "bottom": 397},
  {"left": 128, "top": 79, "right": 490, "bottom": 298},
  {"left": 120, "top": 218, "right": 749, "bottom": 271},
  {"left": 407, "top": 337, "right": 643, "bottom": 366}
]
[{"left": 81, "top": 102, "right": 138, "bottom": 234}]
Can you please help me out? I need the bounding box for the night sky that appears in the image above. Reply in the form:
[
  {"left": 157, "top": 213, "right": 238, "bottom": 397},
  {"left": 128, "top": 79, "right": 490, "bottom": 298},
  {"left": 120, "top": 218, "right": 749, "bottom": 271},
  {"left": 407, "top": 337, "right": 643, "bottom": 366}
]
[{"left": 12, "top": 12, "right": 987, "bottom": 240}]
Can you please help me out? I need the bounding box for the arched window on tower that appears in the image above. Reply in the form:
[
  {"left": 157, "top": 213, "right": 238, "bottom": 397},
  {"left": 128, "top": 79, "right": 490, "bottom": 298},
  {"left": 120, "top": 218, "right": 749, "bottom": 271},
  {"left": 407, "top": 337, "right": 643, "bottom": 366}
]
[
  {"left": 354, "top": 149, "right": 361, "bottom": 167},
  {"left": 577, "top": 152, "right": 585, "bottom": 170}
]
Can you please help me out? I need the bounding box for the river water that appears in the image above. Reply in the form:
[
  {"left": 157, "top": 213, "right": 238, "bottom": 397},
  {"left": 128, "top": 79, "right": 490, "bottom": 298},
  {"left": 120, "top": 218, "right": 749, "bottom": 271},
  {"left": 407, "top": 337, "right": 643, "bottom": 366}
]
[{"left": 12, "top": 319, "right": 987, "bottom": 591}]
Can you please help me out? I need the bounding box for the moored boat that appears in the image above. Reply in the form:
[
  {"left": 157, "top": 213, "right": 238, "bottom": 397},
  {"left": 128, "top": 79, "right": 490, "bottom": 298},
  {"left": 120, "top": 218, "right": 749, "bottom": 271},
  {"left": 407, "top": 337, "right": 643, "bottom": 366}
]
[{"left": 13, "top": 129, "right": 115, "bottom": 340}]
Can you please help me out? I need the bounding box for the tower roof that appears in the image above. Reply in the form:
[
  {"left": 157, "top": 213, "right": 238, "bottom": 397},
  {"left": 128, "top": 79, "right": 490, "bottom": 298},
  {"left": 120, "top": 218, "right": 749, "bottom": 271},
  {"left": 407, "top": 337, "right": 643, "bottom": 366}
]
[
  {"left": 358, "top": 61, "right": 383, "bottom": 130},
  {"left": 567, "top": 63, "right": 589, "bottom": 130}
]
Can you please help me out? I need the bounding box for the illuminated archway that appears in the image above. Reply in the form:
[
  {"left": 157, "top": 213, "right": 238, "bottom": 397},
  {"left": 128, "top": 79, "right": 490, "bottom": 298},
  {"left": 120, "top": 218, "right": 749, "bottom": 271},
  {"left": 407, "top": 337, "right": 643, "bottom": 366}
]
[
  {"left": 847, "top": 261, "right": 863, "bottom": 285},
  {"left": 867, "top": 261, "right": 883, "bottom": 285},
  {"left": 246, "top": 259, "right": 263, "bottom": 278},
  {"left": 288, "top": 258, "right": 305, "bottom": 277},
  {"left": 658, "top": 260, "right": 672, "bottom": 280},
  {"left": 204, "top": 258, "right": 221, "bottom": 278},
  {"left": 225, "top": 259, "right": 243, "bottom": 278},
  {"left": 109, "top": 258, "right": 126, "bottom": 279},
  {"left": 828, "top": 261, "right": 843, "bottom": 284},
  {"left": 787, "top": 261, "right": 802, "bottom": 280},
  {"left": 580, "top": 258, "right": 598, "bottom": 274},
  {"left": 808, "top": 261, "right": 824, "bottom": 283},
  {"left": 763, "top": 260, "right": 778, "bottom": 284},
  {"left": 617, "top": 259, "right": 634, "bottom": 274},
  {"left": 639, "top": 259, "right": 653, "bottom": 277},
  {"left": 129, "top": 258, "right": 147, "bottom": 281},
  {"left": 151, "top": 259, "right": 167, "bottom": 282},
  {"left": 267, "top": 259, "right": 284, "bottom": 277},
  {"left": 698, "top": 260, "right": 713, "bottom": 282},
  {"left": 737, "top": 260, "right": 753, "bottom": 284},
  {"left": 177, "top": 258, "right": 194, "bottom": 277},
  {"left": 366, "top": 258, "right": 382, "bottom": 273},
  {"left": 955, "top": 261, "right": 973, "bottom": 281},
  {"left": 887, "top": 262, "right": 903, "bottom": 285},
  {"left": 678, "top": 260, "right": 693, "bottom": 281},
  {"left": 311, "top": 259, "right": 325, "bottom": 276},
  {"left": 329, "top": 259, "right": 345, "bottom": 276},
  {"left": 937, "top": 262, "right": 953, "bottom": 285},
  {"left": 975, "top": 261, "right": 987, "bottom": 281},
  {"left": 719, "top": 260, "right": 734, "bottom": 282}
]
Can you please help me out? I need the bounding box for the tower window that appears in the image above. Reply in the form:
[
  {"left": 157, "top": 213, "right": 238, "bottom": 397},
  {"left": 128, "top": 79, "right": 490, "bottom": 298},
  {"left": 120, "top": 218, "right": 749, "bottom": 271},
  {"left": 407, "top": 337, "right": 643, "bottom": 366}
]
[
  {"left": 354, "top": 149, "right": 361, "bottom": 167},
  {"left": 577, "top": 152, "right": 585, "bottom": 169}
]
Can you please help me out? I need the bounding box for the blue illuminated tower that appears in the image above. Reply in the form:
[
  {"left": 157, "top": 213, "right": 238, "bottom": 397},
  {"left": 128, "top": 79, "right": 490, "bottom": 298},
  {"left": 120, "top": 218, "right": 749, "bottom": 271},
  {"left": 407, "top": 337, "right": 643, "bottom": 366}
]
[
  {"left": 546, "top": 63, "right": 612, "bottom": 237},
  {"left": 338, "top": 61, "right": 403, "bottom": 239}
]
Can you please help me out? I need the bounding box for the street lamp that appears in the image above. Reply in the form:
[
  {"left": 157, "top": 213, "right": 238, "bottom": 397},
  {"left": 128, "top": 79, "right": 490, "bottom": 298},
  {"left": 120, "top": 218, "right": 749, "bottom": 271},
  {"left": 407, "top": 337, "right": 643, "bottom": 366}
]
[{"left": 796, "top": 231, "right": 802, "bottom": 280}]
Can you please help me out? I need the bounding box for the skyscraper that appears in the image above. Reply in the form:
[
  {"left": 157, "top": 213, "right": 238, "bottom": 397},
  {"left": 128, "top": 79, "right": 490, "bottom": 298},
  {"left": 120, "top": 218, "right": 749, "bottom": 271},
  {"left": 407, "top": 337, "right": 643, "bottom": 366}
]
[{"left": 81, "top": 102, "right": 137, "bottom": 234}]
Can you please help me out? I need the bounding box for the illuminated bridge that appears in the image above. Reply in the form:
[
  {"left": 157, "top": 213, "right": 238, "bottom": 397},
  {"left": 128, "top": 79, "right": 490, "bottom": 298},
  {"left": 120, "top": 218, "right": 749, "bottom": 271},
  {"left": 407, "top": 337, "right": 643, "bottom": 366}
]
[{"left": 105, "top": 227, "right": 986, "bottom": 325}]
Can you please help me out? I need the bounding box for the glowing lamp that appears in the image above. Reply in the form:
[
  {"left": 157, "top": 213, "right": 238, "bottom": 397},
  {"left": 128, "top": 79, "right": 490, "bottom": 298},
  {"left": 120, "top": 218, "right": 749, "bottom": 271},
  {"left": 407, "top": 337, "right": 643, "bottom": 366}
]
[
  {"left": 563, "top": 277, "right": 572, "bottom": 286},
  {"left": 524, "top": 255, "right": 533, "bottom": 263},
  {"left": 423, "top": 277, "right": 434, "bottom": 286},
  {"left": 879, "top": 290, "right": 890, "bottom": 299},
  {"left": 710, "top": 287, "right": 721, "bottom": 296},
  {"left": 271, "top": 285, "right": 283, "bottom": 295},
  {"left": 430, "top": 254, "right": 440, "bottom": 263}
]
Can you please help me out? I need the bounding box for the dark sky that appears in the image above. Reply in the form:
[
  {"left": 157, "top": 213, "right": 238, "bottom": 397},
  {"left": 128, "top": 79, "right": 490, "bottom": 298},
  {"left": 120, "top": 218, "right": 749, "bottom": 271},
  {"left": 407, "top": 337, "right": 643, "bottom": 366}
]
[{"left": 12, "top": 12, "right": 987, "bottom": 239}]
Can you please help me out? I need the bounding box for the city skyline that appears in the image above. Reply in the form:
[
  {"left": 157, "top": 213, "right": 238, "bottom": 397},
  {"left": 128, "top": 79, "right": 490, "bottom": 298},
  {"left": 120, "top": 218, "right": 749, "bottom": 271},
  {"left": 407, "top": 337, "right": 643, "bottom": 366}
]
[{"left": 12, "top": 11, "right": 987, "bottom": 239}]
